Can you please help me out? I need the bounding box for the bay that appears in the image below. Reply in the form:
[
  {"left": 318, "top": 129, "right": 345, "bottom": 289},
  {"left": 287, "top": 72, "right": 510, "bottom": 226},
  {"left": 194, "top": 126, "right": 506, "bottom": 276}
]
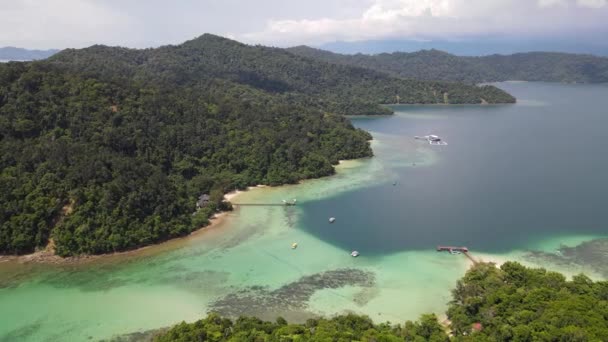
[{"left": 0, "top": 82, "right": 607, "bottom": 341}]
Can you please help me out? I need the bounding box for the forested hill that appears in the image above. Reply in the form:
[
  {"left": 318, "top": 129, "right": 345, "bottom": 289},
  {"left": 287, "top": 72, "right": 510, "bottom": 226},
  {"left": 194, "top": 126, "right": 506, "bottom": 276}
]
[
  {"left": 49, "top": 34, "right": 515, "bottom": 108},
  {"left": 0, "top": 34, "right": 512, "bottom": 257},
  {"left": 287, "top": 46, "right": 608, "bottom": 84}
]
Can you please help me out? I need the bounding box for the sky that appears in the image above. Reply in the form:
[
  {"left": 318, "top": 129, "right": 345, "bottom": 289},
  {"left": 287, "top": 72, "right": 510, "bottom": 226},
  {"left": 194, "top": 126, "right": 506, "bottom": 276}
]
[{"left": 1, "top": 0, "right": 607, "bottom": 50}]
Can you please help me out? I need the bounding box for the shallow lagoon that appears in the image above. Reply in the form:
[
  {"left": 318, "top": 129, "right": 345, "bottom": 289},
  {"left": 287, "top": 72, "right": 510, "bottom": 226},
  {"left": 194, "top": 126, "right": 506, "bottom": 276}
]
[{"left": 1, "top": 82, "right": 608, "bottom": 341}]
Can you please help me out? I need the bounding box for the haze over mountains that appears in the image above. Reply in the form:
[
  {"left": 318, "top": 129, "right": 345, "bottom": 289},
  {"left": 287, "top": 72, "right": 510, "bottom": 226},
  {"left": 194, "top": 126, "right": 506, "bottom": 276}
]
[
  {"left": 0, "top": 47, "right": 59, "bottom": 61},
  {"left": 320, "top": 38, "right": 608, "bottom": 56}
]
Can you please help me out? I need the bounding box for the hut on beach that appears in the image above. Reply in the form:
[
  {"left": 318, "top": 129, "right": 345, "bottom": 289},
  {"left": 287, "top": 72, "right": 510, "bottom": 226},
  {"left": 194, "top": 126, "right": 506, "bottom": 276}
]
[{"left": 197, "top": 194, "right": 211, "bottom": 208}]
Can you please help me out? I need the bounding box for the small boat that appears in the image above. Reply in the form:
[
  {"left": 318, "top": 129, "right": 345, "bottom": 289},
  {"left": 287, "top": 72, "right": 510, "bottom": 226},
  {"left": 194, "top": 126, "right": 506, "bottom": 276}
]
[
  {"left": 351, "top": 250, "right": 360, "bottom": 257},
  {"left": 449, "top": 250, "right": 462, "bottom": 255},
  {"left": 329, "top": 217, "right": 336, "bottom": 223},
  {"left": 427, "top": 135, "right": 448, "bottom": 146},
  {"left": 291, "top": 242, "right": 298, "bottom": 249},
  {"left": 283, "top": 199, "right": 297, "bottom": 206},
  {"left": 416, "top": 134, "right": 448, "bottom": 146}
]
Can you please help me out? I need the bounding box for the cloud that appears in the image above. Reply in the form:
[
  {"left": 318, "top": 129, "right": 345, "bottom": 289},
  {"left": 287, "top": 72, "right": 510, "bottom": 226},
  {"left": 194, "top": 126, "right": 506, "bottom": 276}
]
[
  {"left": 577, "top": 0, "right": 607, "bottom": 8},
  {"left": 241, "top": 0, "right": 608, "bottom": 46},
  {"left": 1, "top": 0, "right": 606, "bottom": 49},
  {"left": 538, "top": 0, "right": 567, "bottom": 8},
  {"left": 0, "top": 0, "right": 136, "bottom": 49},
  {"left": 0, "top": 0, "right": 373, "bottom": 49}
]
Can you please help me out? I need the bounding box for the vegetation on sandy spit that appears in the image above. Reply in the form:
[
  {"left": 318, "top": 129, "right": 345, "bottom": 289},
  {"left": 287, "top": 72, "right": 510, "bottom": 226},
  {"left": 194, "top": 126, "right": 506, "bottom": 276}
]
[
  {"left": 154, "top": 262, "right": 608, "bottom": 341},
  {"left": 154, "top": 313, "right": 448, "bottom": 342},
  {"left": 287, "top": 46, "right": 608, "bottom": 84}
]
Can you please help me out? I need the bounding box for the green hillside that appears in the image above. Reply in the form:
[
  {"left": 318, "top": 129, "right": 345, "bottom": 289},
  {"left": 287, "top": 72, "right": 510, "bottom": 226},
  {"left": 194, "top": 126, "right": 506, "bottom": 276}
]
[{"left": 288, "top": 46, "right": 608, "bottom": 84}]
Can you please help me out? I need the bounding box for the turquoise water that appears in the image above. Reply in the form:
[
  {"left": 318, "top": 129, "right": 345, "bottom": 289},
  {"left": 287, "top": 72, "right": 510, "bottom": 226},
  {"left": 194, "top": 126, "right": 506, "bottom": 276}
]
[{"left": 1, "top": 82, "right": 607, "bottom": 341}]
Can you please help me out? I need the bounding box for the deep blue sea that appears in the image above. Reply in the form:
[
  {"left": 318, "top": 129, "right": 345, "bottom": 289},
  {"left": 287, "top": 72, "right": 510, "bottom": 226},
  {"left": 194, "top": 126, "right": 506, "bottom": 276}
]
[{"left": 300, "top": 82, "right": 608, "bottom": 254}]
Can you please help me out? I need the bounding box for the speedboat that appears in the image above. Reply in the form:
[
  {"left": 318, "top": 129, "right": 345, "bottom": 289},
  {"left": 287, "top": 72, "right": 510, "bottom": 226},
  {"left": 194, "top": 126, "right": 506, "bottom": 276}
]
[
  {"left": 427, "top": 135, "right": 448, "bottom": 145},
  {"left": 415, "top": 134, "right": 448, "bottom": 146},
  {"left": 329, "top": 217, "right": 336, "bottom": 223},
  {"left": 351, "top": 250, "right": 359, "bottom": 257}
]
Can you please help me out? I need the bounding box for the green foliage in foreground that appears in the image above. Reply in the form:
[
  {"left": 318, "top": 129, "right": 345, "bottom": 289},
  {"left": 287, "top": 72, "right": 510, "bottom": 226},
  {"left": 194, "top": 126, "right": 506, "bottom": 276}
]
[
  {"left": 155, "top": 262, "right": 608, "bottom": 341},
  {"left": 154, "top": 313, "right": 447, "bottom": 342},
  {"left": 448, "top": 262, "right": 608, "bottom": 341}
]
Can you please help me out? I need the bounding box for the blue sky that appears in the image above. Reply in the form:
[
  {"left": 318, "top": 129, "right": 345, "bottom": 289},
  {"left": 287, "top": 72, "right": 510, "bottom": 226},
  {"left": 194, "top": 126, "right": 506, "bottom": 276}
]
[{"left": 1, "top": 0, "right": 607, "bottom": 50}]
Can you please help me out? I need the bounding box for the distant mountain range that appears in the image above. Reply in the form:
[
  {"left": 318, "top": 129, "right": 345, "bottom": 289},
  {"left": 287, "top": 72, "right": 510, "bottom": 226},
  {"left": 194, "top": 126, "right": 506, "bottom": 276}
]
[
  {"left": 0, "top": 47, "right": 59, "bottom": 61},
  {"left": 320, "top": 38, "right": 608, "bottom": 56},
  {"left": 287, "top": 46, "right": 608, "bottom": 84}
]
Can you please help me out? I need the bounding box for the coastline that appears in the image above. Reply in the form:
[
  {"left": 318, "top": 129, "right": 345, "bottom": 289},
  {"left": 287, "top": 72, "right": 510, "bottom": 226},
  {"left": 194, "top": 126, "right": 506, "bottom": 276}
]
[
  {"left": 0, "top": 154, "right": 364, "bottom": 266},
  {"left": 0, "top": 213, "right": 233, "bottom": 265},
  {"left": 0, "top": 176, "right": 341, "bottom": 266},
  {"left": 0, "top": 189, "right": 253, "bottom": 266}
]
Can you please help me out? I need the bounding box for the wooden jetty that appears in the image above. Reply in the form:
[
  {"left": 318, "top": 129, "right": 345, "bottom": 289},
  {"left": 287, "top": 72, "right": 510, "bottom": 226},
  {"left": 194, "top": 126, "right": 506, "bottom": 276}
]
[
  {"left": 436, "top": 246, "right": 478, "bottom": 264},
  {"left": 231, "top": 203, "right": 292, "bottom": 207},
  {"left": 233, "top": 199, "right": 296, "bottom": 207}
]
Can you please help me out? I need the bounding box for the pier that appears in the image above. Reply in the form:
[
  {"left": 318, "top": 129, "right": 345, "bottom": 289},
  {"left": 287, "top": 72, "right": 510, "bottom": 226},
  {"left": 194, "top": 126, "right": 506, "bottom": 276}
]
[
  {"left": 232, "top": 198, "right": 296, "bottom": 207},
  {"left": 232, "top": 203, "right": 293, "bottom": 206},
  {"left": 436, "top": 246, "right": 478, "bottom": 264}
]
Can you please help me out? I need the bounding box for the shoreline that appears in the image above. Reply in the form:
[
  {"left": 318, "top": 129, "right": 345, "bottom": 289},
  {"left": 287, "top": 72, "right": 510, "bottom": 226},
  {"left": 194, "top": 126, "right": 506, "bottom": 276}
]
[
  {"left": 0, "top": 188, "right": 257, "bottom": 266},
  {"left": 0, "top": 213, "right": 233, "bottom": 265},
  {"left": 0, "top": 158, "right": 362, "bottom": 266}
]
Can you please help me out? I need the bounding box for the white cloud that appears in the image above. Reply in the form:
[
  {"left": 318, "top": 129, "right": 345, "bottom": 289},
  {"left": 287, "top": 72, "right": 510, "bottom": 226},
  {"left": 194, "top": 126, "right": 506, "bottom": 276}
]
[
  {"left": 241, "top": 0, "right": 608, "bottom": 46},
  {"left": 0, "top": 0, "right": 136, "bottom": 49},
  {"left": 577, "top": 0, "right": 607, "bottom": 8},
  {"left": 538, "top": 0, "right": 567, "bottom": 7},
  {"left": 362, "top": 0, "right": 451, "bottom": 21},
  {"left": 0, "top": 0, "right": 606, "bottom": 49}
]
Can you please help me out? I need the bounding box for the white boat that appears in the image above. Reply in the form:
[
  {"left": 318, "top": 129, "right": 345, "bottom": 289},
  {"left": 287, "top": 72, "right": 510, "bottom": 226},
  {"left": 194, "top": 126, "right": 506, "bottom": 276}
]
[
  {"left": 283, "top": 199, "right": 297, "bottom": 206},
  {"left": 291, "top": 242, "right": 298, "bottom": 249},
  {"left": 415, "top": 134, "right": 448, "bottom": 146},
  {"left": 351, "top": 250, "right": 360, "bottom": 257},
  {"left": 329, "top": 217, "right": 336, "bottom": 223}
]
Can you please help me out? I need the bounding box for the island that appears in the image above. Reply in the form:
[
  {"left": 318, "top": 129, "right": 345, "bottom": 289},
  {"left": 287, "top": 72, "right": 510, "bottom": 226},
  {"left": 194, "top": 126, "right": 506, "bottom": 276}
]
[{"left": 0, "top": 34, "right": 515, "bottom": 258}]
